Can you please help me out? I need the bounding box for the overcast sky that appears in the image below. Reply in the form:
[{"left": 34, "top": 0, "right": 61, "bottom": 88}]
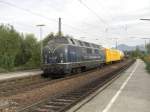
[{"left": 0, "top": 0, "right": 150, "bottom": 47}]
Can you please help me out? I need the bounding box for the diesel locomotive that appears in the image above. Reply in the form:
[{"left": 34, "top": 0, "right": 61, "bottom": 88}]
[
  {"left": 42, "top": 36, "right": 105, "bottom": 77},
  {"left": 42, "top": 36, "right": 124, "bottom": 77}
]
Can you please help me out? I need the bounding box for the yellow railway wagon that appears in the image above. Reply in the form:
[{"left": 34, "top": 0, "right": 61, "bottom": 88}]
[
  {"left": 104, "top": 48, "right": 123, "bottom": 63},
  {"left": 119, "top": 51, "right": 124, "bottom": 60}
]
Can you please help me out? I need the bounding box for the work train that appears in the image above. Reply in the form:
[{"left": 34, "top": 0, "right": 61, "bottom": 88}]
[{"left": 42, "top": 36, "right": 124, "bottom": 77}]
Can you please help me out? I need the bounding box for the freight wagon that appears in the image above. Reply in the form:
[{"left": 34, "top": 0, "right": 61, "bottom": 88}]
[{"left": 104, "top": 48, "right": 124, "bottom": 63}]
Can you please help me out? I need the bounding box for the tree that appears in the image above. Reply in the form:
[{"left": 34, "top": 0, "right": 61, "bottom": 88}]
[
  {"left": 146, "top": 43, "right": 150, "bottom": 54},
  {"left": 23, "top": 34, "right": 40, "bottom": 67},
  {"left": 0, "top": 24, "right": 21, "bottom": 69},
  {"left": 130, "top": 46, "right": 144, "bottom": 58}
]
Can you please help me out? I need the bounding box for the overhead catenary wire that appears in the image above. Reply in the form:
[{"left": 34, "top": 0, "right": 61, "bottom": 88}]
[
  {"left": 96, "top": 0, "right": 128, "bottom": 36},
  {"left": 0, "top": 0, "right": 57, "bottom": 23},
  {"left": 97, "top": 0, "right": 113, "bottom": 20},
  {"left": 78, "top": 0, "right": 108, "bottom": 26}
]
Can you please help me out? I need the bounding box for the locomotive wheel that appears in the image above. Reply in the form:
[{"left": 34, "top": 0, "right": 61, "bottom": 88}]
[
  {"left": 76, "top": 68, "right": 81, "bottom": 73},
  {"left": 72, "top": 68, "right": 76, "bottom": 74},
  {"left": 42, "top": 73, "right": 49, "bottom": 78},
  {"left": 81, "top": 66, "right": 86, "bottom": 72}
]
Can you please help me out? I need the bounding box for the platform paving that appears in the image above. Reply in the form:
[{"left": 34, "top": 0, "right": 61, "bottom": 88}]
[
  {"left": 68, "top": 59, "right": 150, "bottom": 112},
  {"left": 0, "top": 70, "right": 43, "bottom": 81}
]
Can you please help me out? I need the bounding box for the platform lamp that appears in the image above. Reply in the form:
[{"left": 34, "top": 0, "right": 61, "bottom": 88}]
[
  {"left": 36, "top": 24, "right": 46, "bottom": 64},
  {"left": 140, "top": 18, "right": 150, "bottom": 52},
  {"left": 80, "top": 37, "right": 87, "bottom": 39},
  {"left": 140, "top": 19, "right": 150, "bottom": 21}
]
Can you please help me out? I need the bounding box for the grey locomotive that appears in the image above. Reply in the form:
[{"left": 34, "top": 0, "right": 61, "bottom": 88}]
[{"left": 42, "top": 36, "right": 105, "bottom": 77}]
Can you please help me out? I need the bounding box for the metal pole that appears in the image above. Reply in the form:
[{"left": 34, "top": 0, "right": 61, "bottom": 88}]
[
  {"left": 36, "top": 24, "right": 45, "bottom": 64},
  {"left": 140, "top": 19, "right": 150, "bottom": 53},
  {"left": 58, "top": 17, "right": 61, "bottom": 37},
  {"left": 116, "top": 39, "right": 118, "bottom": 49},
  {"left": 145, "top": 39, "right": 147, "bottom": 53},
  {"left": 40, "top": 27, "right": 43, "bottom": 63},
  {"left": 145, "top": 40, "right": 146, "bottom": 50},
  {"left": 140, "top": 19, "right": 150, "bottom": 21}
]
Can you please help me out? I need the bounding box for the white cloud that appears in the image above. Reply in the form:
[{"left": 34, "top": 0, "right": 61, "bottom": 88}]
[{"left": 0, "top": 0, "right": 150, "bottom": 47}]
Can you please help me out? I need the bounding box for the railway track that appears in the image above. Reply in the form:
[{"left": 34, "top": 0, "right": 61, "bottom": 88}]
[
  {"left": 0, "top": 65, "right": 111, "bottom": 97},
  {"left": 0, "top": 61, "right": 124, "bottom": 98},
  {"left": 18, "top": 59, "right": 135, "bottom": 112}
]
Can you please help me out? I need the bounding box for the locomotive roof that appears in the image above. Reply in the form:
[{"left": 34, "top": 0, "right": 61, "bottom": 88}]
[{"left": 47, "top": 36, "right": 102, "bottom": 49}]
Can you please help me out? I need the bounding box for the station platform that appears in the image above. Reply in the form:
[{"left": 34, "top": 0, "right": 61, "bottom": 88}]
[
  {"left": 68, "top": 59, "right": 150, "bottom": 112},
  {"left": 0, "top": 70, "right": 43, "bottom": 81}
]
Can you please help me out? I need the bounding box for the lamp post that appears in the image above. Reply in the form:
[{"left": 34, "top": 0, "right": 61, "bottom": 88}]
[
  {"left": 80, "top": 37, "right": 87, "bottom": 39},
  {"left": 140, "top": 18, "right": 150, "bottom": 52},
  {"left": 36, "top": 24, "right": 45, "bottom": 64},
  {"left": 140, "top": 19, "right": 150, "bottom": 21}
]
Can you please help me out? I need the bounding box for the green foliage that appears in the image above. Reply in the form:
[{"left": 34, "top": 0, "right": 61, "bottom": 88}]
[
  {"left": 140, "top": 43, "right": 150, "bottom": 74},
  {"left": 0, "top": 24, "right": 41, "bottom": 72},
  {"left": 142, "top": 55, "right": 150, "bottom": 73},
  {"left": 15, "top": 34, "right": 40, "bottom": 68},
  {"left": 128, "top": 46, "right": 145, "bottom": 59},
  {"left": 146, "top": 43, "right": 150, "bottom": 54},
  {"left": 24, "top": 34, "right": 40, "bottom": 67},
  {"left": 0, "top": 24, "right": 21, "bottom": 69}
]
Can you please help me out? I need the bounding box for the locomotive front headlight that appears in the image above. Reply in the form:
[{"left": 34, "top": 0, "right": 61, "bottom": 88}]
[
  {"left": 61, "top": 59, "right": 63, "bottom": 63},
  {"left": 60, "top": 53, "right": 64, "bottom": 63}
]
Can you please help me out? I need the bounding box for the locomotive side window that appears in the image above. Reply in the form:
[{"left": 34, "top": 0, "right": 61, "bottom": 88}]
[
  {"left": 78, "top": 41, "right": 84, "bottom": 46},
  {"left": 68, "top": 46, "right": 77, "bottom": 62},
  {"left": 87, "top": 48, "right": 92, "bottom": 54},
  {"left": 84, "top": 42, "right": 90, "bottom": 47},
  {"left": 93, "top": 44, "right": 98, "bottom": 48}
]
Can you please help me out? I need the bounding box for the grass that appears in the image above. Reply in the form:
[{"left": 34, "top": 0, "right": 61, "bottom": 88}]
[
  {"left": 142, "top": 55, "right": 150, "bottom": 73},
  {"left": 0, "top": 68, "right": 8, "bottom": 73},
  {"left": 145, "top": 63, "right": 150, "bottom": 73},
  {"left": 0, "top": 66, "right": 40, "bottom": 74}
]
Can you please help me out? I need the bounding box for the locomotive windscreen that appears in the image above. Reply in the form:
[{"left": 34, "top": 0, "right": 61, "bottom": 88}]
[{"left": 43, "top": 44, "right": 67, "bottom": 64}]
